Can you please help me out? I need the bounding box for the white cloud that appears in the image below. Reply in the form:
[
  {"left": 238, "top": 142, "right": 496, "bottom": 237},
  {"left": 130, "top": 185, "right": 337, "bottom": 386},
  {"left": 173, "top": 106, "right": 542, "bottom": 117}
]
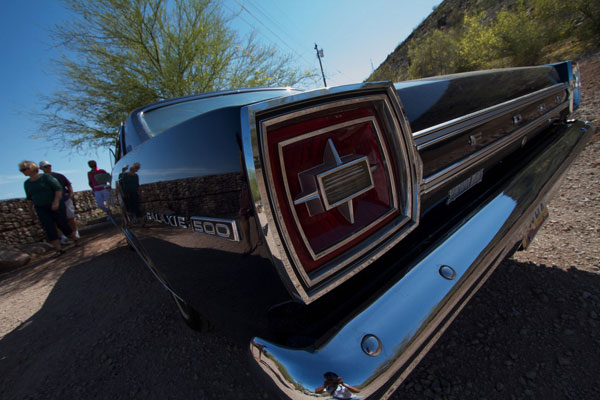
[{"left": 0, "top": 174, "right": 25, "bottom": 185}]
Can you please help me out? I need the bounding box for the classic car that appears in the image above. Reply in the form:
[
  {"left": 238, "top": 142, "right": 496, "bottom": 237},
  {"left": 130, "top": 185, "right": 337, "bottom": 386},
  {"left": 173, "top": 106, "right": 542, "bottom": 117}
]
[{"left": 109, "top": 60, "right": 593, "bottom": 399}]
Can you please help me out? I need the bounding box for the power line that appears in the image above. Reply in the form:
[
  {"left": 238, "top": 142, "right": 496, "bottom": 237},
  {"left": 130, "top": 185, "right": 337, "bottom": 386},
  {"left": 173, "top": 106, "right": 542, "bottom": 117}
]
[
  {"left": 230, "top": 0, "right": 316, "bottom": 70},
  {"left": 220, "top": 1, "right": 315, "bottom": 75},
  {"left": 244, "top": 0, "right": 310, "bottom": 57},
  {"left": 242, "top": 2, "right": 339, "bottom": 83}
]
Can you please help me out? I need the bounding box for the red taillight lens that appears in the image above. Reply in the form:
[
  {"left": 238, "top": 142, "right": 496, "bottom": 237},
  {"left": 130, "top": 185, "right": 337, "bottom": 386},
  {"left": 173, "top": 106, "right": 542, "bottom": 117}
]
[
  {"left": 244, "top": 85, "right": 419, "bottom": 302},
  {"left": 262, "top": 99, "right": 401, "bottom": 273}
]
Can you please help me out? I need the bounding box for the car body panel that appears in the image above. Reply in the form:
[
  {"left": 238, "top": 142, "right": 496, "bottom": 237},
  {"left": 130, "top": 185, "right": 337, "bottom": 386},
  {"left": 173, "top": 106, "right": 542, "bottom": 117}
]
[{"left": 109, "top": 61, "right": 590, "bottom": 399}]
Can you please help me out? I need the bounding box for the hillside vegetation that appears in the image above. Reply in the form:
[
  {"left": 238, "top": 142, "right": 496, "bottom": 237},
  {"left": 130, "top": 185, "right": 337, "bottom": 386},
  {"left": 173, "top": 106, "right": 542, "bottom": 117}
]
[{"left": 368, "top": 0, "right": 600, "bottom": 82}]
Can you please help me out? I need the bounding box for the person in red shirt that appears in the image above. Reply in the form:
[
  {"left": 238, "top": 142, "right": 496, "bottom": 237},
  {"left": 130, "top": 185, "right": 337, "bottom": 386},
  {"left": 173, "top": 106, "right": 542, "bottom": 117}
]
[{"left": 87, "top": 160, "right": 110, "bottom": 214}]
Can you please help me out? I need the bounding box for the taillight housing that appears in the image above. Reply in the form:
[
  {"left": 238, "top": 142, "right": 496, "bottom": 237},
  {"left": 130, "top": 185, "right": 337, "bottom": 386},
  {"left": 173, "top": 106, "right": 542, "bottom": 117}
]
[{"left": 242, "top": 83, "right": 421, "bottom": 303}]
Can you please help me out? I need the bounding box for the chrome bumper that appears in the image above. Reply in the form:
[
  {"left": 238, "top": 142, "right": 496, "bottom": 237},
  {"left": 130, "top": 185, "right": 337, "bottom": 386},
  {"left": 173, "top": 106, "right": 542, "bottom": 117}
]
[{"left": 250, "top": 120, "right": 594, "bottom": 400}]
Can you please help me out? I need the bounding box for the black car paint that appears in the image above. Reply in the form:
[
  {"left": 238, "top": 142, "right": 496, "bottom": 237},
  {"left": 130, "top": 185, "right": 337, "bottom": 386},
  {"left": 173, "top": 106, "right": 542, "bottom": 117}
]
[{"left": 111, "top": 64, "right": 572, "bottom": 347}]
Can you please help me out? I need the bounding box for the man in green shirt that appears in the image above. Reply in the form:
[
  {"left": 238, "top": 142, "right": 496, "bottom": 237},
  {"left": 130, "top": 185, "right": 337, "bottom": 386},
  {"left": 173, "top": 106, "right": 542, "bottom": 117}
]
[
  {"left": 19, "top": 160, "right": 79, "bottom": 255},
  {"left": 39, "top": 160, "right": 80, "bottom": 243}
]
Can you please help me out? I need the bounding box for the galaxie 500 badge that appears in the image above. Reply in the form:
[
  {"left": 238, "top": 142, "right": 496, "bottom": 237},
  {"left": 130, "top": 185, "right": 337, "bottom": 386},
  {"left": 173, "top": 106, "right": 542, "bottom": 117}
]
[{"left": 145, "top": 212, "right": 240, "bottom": 241}]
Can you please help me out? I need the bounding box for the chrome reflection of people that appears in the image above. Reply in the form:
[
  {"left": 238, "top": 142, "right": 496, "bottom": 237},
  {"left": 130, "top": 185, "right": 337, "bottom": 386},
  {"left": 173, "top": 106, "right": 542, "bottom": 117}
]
[
  {"left": 19, "top": 161, "right": 80, "bottom": 256},
  {"left": 120, "top": 162, "right": 142, "bottom": 221},
  {"left": 315, "top": 371, "right": 360, "bottom": 399}
]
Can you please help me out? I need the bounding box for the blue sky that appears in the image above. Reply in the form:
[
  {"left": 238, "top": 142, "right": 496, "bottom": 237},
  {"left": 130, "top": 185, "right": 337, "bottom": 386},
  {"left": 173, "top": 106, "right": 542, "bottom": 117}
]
[{"left": 0, "top": 0, "right": 441, "bottom": 200}]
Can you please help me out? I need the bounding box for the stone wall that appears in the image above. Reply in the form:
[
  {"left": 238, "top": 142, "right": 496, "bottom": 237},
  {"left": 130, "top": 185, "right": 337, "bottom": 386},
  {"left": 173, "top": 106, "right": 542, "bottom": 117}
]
[
  {"left": 0, "top": 190, "right": 107, "bottom": 245},
  {"left": 0, "top": 172, "right": 248, "bottom": 246},
  {"left": 136, "top": 173, "right": 246, "bottom": 218}
]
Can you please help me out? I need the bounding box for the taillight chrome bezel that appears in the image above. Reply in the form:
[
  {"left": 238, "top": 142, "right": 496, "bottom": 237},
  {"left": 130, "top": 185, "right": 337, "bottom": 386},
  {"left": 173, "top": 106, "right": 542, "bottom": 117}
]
[{"left": 241, "top": 83, "right": 421, "bottom": 303}]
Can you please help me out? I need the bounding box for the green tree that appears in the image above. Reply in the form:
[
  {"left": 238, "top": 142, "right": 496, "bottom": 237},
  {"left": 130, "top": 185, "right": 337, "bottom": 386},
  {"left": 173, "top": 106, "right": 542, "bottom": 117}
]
[
  {"left": 494, "top": 2, "right": 548, "bottom": 66},
  {"left": 574, "top": 0, "right": 600, "bottom": 40},
  {"left": 458, "top": 11, "right": 501, "bottom": 70},
  {"left": 459, "top": 2, "right": 552, "bottom": 69},
  {"left": 407, "top": 29, "right": 461, "bottom": 79},
  {"left": 37, "top": 0, "right": 314, "bottom": 149},
  {"left": 533, "top": 0, "right": 600, "bottom": 42},
  {"left": 530, "top": 0, "right": 573, "bottom": 41}
]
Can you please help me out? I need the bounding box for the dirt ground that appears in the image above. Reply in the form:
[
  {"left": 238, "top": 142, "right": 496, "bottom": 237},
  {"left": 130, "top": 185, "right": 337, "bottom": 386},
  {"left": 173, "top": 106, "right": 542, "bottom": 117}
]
[{"left": 0, "top": 54, "right": 598, "bottom": 400}]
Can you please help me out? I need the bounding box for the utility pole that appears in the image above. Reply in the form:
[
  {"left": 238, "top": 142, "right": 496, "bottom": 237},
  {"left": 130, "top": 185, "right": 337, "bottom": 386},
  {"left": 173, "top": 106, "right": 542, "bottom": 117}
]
[{"left": 314, "top": 43, "right": 327, "bottom": 87}]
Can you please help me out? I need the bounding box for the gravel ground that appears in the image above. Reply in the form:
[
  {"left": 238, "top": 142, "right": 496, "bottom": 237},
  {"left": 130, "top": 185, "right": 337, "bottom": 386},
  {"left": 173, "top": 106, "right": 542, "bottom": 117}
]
[{"left": 0, "top": 54, "right": 598, "bottom": 400}]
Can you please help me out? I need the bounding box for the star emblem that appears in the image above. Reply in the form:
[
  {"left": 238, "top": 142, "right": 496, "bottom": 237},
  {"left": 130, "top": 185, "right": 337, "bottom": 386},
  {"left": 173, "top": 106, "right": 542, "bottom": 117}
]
[{"left": 293, "top": 139, "right": 374, "bottom": 224}]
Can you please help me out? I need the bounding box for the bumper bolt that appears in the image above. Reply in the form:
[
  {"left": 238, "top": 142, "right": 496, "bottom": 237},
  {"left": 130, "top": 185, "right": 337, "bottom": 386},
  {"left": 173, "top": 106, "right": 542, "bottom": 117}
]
[
  {"left": 439, "top": 265, "right": 457, "bottom": 280},
  {"left": 361, "top": 334, "right": 382, "bottom": 357}
]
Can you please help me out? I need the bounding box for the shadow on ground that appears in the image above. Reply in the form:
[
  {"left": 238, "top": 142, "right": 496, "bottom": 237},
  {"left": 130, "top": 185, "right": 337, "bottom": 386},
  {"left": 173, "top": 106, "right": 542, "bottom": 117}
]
[
  {"left": 0, "top": 224, "right": 120, "bottom": 298},
  {"left": 1, "top": 246, "right": 599, "bottom": 400},
  {"left": 389, "top": 258, "right": 600, "bottom": 400},
  {"left": 0, "top": 244, "right": 267, "bottom": 400}
]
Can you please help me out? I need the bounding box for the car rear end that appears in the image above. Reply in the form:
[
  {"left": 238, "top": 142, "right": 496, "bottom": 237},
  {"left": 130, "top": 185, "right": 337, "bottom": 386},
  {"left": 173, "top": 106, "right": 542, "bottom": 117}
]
[{"left": 241, "top": 61, "right": 593, "bottom": 399}]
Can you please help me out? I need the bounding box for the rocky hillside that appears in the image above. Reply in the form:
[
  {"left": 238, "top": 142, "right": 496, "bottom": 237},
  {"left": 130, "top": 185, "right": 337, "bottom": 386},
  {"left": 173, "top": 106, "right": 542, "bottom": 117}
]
[
  {"left": 367, "top": 0, "right": 515, "bottom": 82},
  {"left": 368, "top": 0, "right": 598, "bottom": 82}
]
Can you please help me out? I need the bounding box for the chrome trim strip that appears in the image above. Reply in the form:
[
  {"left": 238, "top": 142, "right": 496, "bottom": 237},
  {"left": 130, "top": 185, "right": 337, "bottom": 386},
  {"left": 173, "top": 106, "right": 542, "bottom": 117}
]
[
  {"left": 240, "top": 82, "right": 420, "bottom": 303},
  {"left": 250, "top": 121, "right": 594, "bottom": 400},
  {"left": 242, "top": 102, "right": 306, "bottom": 301},
  {"left": 421, "top": 101, "right": 568, "bottom": 194},
  {"left": 293, "top": 192, "right": 320, "bottom": 205},
  {"left": 413, "top": 83, "right": 567, "bottom": 146},
  {"left": 274, "top": 114, "right": 398, "bottom": 265},
  {"left": 118, "top": 225, "right": 177, "bottom": 296}
]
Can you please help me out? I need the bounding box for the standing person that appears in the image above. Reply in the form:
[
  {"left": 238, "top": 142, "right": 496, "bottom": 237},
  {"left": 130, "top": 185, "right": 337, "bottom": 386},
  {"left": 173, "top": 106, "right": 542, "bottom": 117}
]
[
  {"left": 19, "top": 161, "right": 79, "bottom": 256},
  {"left": 120, "top": 162, "right": 142, "bottom": 222},
  {"left": 117, "top": 165, "right": 129, "bottom": 182},
  {"left": 39, "top": 160, "right": 80, "bottom": 243},
  {"left": 115, "top": 165, "right": 129, "bottom": 212},
  {"left": 87, "top": 160, "right": 110, "bottom": 214}
]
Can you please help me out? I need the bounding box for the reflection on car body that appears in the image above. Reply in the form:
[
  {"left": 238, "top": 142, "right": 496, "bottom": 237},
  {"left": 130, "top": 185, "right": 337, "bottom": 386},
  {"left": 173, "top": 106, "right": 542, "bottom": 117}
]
[{"left": 109, "top": 62, "right": 594, "bottom": 399}]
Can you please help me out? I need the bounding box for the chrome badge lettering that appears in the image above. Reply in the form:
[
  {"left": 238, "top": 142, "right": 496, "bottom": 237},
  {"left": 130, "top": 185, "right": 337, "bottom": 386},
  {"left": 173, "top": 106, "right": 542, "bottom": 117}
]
[
  {"left": 145, "top": 212, "right": 239, "bottom": 241},
  {"left": 447, "top": 169, "right": 484, "bottom": 204}
]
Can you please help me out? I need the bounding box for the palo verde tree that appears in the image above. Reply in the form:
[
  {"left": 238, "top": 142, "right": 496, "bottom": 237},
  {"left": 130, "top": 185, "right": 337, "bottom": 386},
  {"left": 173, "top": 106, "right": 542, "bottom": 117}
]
[
  {"left": 37, "top": 0, "right": 315, "bottom": 150},
  {"left": 407, "top": 29, "right": 461, "bottom": 79}
]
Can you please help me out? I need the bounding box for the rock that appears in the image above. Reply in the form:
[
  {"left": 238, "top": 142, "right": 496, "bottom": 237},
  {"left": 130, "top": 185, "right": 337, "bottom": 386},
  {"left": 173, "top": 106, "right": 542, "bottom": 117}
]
[
  {"left": 0, "top": 247, "right": 31, "bottom": 272},
  {"left": 16, "top": 242, "right": 53, "bottom": 255}
]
